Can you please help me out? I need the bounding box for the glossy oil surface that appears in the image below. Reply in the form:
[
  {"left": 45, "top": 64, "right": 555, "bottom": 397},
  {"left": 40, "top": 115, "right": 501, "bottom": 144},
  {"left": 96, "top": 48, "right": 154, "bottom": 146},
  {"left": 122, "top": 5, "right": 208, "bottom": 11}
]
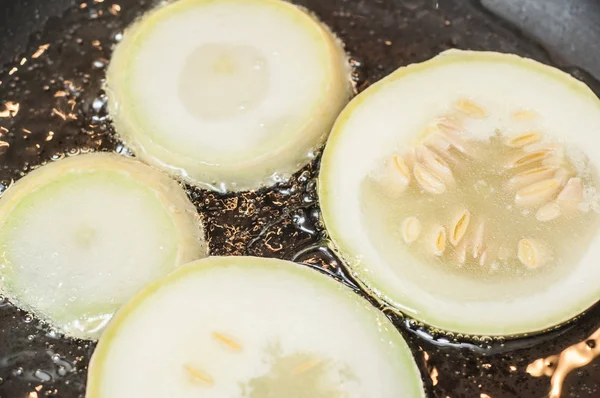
[{"left": 0, "top": 0, "right": 600, "bottom": 397}]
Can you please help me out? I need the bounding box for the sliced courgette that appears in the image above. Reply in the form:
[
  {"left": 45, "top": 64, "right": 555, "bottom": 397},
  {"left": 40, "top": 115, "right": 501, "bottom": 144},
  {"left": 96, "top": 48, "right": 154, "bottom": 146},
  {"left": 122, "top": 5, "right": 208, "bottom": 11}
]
[
  {"left": 0, "top": 153, "right": 207, "bottom": 340},
  {"left": 319, "top": 50, "right": 600, "bottom": 336},
  {"left": 107, "top": 0, "right": 351, "bottom": 192},
  {"left": 86, "top": 256, "right": 424, "bottom": 397}
]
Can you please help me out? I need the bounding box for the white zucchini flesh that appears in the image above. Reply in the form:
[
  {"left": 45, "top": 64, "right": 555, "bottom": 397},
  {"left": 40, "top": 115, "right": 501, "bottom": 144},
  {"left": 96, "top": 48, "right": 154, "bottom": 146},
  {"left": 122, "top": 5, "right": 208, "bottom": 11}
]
[
  {"left": 86, "top": 257, "right": 424, "bottom": 398},
  {"left": 107, "top": 0, "right": 351, "bottom": 192},
  {"left": 319, "top": 49, "right": 600, "bottom": 336},
  {"left": 0, "top": 153, "right": 207, "bottom": 340}
]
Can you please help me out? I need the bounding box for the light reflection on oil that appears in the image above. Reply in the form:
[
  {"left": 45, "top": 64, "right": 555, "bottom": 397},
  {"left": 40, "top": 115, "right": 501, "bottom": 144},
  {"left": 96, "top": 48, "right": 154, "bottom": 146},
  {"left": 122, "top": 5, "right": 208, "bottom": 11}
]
[
  {"left": 526, "top": 327, "right": 600, "bottom": 398},
  {"left": 422, "top": 350, "right": 439, "bottom": 386},
  {"left": 0, "top": 101, "right": 20, "bottom": 118},
  {"left": 109, "top": 4, "right": 121, "bottom": 15},
  {"left": 31, "top": 43, "right": 50, "bottom": 59},
  {"left": 430, "top": 367, "right": 439, "bottom": 386}
]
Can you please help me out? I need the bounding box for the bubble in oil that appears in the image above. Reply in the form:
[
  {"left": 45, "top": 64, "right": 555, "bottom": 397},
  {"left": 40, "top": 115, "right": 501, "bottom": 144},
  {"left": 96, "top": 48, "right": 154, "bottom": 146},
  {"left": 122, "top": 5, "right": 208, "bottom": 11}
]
[{"left": 34, "top": 369, "right": 52, "bottom": 382}]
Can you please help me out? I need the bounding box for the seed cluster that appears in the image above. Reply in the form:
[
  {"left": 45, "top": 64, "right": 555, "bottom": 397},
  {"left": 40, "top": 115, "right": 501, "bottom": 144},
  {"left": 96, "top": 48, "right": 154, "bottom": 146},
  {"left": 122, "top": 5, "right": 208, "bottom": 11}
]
[{"left": 378, "top": 99, "right": 591, "bottom": 270}]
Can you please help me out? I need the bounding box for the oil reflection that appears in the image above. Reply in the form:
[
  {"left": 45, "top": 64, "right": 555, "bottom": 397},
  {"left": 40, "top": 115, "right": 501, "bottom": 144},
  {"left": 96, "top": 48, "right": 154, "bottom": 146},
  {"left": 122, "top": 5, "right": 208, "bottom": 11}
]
[
  {"left": 0, "top": 101, "right": 19, "bottom": 118},
  {"left": 526, "top": 327, "right": 600, "bottom": 397},
  {"left": 31, "top": 43, "right": 50, "bottom": 59}
]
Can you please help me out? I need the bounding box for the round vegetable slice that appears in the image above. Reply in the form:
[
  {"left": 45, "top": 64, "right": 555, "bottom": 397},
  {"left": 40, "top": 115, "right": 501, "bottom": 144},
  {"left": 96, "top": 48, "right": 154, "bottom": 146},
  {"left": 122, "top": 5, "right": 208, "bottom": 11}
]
[
  {"left": 0, "top": 153, "right": 207, "bottom": 340},
  {"left": 86, "top": 256, "right": 424, "bottom": 398},
  {"left": 106, "top": 0, "right": 351, "bottom": 192},
  {"left": 319, "top": 49, "right": 600, "bottom": 336}
]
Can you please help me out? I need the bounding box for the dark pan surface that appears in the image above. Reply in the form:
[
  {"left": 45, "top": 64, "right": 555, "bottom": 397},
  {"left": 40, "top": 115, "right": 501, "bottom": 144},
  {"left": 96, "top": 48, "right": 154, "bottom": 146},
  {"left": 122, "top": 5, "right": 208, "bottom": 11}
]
[{"left": 1, "top": 0, "right": 600, "bottom": 397}]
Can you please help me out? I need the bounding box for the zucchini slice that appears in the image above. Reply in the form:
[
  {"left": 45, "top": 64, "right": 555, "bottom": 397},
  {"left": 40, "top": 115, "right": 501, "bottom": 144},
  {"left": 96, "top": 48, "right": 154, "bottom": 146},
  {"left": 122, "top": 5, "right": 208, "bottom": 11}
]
[
  {"left": 319, "top": 50, "right": 600, "bottom": 336},
  {"left": 106, "top": 0, "right": 351, "bottom": 192},
  {"left": 0, "top": 153, "right": 207, "bottom": 340},
  {"left": 86, "top": 257, "right": 424, "bottom": 398}
]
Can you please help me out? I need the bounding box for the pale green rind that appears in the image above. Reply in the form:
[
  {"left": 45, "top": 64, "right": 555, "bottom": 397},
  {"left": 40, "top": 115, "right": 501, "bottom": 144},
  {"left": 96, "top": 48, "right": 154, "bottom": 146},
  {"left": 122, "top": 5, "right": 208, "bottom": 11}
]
[
  {"left": 86, "top": 256, "right": 425, "bottom": 397},
  {"left": 318, "top": 49, "right": 600, "bottom": 337}
]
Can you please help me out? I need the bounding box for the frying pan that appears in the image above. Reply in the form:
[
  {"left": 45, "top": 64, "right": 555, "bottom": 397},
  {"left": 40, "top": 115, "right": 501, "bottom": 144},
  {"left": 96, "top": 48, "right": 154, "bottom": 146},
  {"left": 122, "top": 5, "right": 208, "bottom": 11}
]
[{"left": 1, "top": 0, "right": 600, "bottom": 397}]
